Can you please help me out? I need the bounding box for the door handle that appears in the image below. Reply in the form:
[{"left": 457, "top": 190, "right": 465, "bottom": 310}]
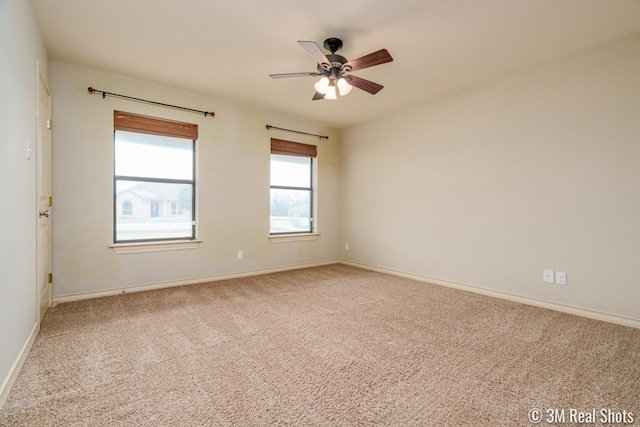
[{"left": 39, "top": 210, "right": 50, "bottom": 218}]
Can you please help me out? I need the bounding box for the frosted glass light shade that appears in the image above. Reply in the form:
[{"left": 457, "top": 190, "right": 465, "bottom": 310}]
[
  {"left": 337, "top": 78, "right": 352, "bottom": 96},
  {"left": 324, "top": 85, "right": 337, "bottom": 100},
  {"left": 314, "top": 77, "right": 329, "bottom": 94}
]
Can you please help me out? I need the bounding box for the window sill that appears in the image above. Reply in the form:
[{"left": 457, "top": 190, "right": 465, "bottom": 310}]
[
  {"left": 269, "top": 233, "right": 320, "bottom": 243},
  {"left": 109, "top": 240, "right": 202, "bottom": 254}
]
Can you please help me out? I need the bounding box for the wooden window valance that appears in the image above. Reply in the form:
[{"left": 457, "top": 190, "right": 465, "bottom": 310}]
[
  {"left": 114, "top": 110, "right": 198, "bottom": 140},
  {"left": 270, "top": 138, "right": 317, "bottom": 158}
]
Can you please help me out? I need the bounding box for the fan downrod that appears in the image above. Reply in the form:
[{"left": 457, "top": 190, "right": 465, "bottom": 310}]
[{"left": 323, "top": 38, "right": 343, "bottom": 54}]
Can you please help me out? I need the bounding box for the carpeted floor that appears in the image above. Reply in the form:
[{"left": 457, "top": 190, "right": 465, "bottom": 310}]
[{"left": 1, "top": 264, "right": 639, "bottom": 426}]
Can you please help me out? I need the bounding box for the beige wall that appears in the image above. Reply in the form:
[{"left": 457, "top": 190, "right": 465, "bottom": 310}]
[
  {"left": 51, "top": 61, "right": 340, "bottom": 298},
  {"left": 0, "top": 0, "right": 49, "bottom": 401},
  {"left": 340, "top": 33, "right": 640, "bottom": 320}
]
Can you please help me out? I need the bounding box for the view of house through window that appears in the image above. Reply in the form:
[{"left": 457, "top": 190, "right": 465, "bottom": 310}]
[
  {"left": 114, "top": 111, "right": 196, "bottom": 242},
  {"left": 270, "top": 139, "right": 316, "bottom": 234}
]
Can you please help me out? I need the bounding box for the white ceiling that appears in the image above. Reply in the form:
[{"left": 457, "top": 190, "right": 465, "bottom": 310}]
[{"left": 33, "top": 0, "right": 640, "bottom": 129}]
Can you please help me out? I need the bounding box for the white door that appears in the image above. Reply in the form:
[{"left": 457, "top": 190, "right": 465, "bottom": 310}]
[{"left": 37, "top": 72, "right": 52, "bottom": 323}]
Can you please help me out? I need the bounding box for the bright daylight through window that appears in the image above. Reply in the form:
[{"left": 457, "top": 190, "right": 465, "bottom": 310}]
[
  {"left": 114, "top": 111, "right": 196, "bottom": 243},
  {"left": 270, "top": 139, "right": 316, "bottom": 234}
]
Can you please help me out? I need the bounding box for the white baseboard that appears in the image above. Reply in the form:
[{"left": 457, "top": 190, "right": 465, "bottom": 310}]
[
  {"left": 0, "top": 322, "right": 39, "bottom": 410},
  {"left": 51, "top": 257, "right": 640, "bottom": 328},
  {"left": 340, "top": 260, "right": 640, "bottom": 330},
  {"left": 53, "top": 259, "right": 340, "bottom": 304}
]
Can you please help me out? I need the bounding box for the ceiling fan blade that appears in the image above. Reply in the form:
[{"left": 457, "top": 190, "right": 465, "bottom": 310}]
[
  {"left": 270, "top": 72, "right": 321, "bottom": 79},
  {"left": 312, "top": 91, "right": 325, "bottom": 100},
  {"left": 346, "top": 75, "right": 384, "bottom": 95},
  {"left": 298, "top": 41, "right": 332, "bottom": 71},
  {"left": 344, "top": 49, "right": 393, "bottom": 72}
]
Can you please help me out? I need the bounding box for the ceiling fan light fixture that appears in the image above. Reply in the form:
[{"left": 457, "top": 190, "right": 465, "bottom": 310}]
[
  {"left": 269, "top": 38, "right": 392, "bottom": 101},
  {"left": 314, "top": 77, "right": 330, "bottom": 94},
  {"left": 337, "top": 78, "right": 352, "bottom": 96},
  {"left": 324, "top": 84, "right": 337, "bottom": 100}
]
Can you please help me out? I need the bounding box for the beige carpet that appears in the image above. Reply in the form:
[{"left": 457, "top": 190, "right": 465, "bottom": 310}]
[{"left": 1, "top": 264, "right": 639, "bottom": 426}]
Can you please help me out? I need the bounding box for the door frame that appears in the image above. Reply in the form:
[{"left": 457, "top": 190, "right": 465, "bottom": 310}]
[{"left": 36, "top": 62, "right": 52, "bottom": 323}]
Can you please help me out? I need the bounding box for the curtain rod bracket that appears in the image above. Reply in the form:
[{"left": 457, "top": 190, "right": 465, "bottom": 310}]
[
  {"left": 88, "top": 87, "right": 214, "bottom": 118},
  {"left": 266, "top": 124, "right": 328, "bottom": 140}
]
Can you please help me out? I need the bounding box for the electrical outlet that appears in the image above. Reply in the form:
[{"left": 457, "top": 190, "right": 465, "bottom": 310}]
[
  {"left": 543, "top": 269, "right": 554, "bottom": 284},
  {"left": 237, "top": 250, "right": 243, "bottom": 260},
  {"left": 556, "top": 272, "right": 567, "bottom": 285},
  {"left": 344, "top": 243, "right": 349, "bottom": 251}
]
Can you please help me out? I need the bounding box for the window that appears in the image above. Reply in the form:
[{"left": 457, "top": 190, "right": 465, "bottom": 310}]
[
  {"left": 171, "top": 201, "right": 186, "bottom": 216},
  {"left": 122, "top": 200, "right": 133, "bottom": 216},
  {"left": 114, "top": 111, "right": 196, "bottom": 243},
  {"left": 270, "top": 138, "right": 317, "bottom": 234}
]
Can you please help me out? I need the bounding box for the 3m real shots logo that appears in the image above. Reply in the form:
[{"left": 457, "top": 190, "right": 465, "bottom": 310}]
[{"left": 528, "top": 407, "right": 634, "bottom": 425}]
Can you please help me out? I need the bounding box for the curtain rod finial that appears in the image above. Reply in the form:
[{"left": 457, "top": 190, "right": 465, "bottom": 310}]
[{"left": 88, "top": 87, "right": 95, "bottom": 93}]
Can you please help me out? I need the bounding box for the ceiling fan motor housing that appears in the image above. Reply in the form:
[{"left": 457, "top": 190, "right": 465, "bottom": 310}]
[
  {"left": 317, "top": 38, "right": 353, "bottom": 80},
  {"left": 317, "top": 53, "right": 351, "bottom": 81}
]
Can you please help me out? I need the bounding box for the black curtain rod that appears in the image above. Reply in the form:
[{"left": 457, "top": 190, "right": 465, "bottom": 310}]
[
  {"left": 88, "top": 87, "right": 215, "bottom": 117},
  {"left": 266, "top": 124, "right": 328, "bottom": 140}
]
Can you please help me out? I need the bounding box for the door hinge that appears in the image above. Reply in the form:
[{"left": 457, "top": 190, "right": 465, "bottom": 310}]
[
  {"left": 47, "top": 118, "right": 52, "bottom": 129},
  {"left": 48, "top": 273, "right": 52, "bottom": 283},
  {"left": 47, "top": 196, "right": 52, "bottom": 207}
]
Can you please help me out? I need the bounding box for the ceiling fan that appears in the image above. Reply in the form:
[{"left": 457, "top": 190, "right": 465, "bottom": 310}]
[{"left": 269, "top": 38, "right": 393, "bottom": 100}]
